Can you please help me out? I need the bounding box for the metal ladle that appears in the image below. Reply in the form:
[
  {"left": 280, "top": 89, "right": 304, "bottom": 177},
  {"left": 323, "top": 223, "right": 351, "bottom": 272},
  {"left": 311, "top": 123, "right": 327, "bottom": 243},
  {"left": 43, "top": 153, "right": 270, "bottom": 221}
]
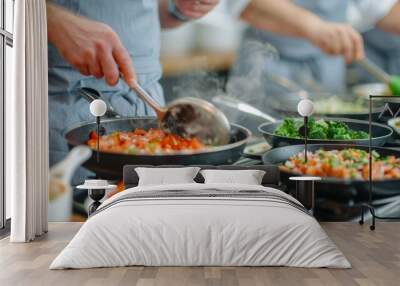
[{"left": 129, "top": 82, "right": 231, "bottom": 145}]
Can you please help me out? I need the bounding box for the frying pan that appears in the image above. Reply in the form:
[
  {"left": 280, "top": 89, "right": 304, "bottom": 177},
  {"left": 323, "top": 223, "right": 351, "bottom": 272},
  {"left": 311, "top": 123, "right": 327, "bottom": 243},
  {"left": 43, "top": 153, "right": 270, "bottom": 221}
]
[
  {"left": 258, "top": 117, "right": 393, "bottom": 148},
  {"left": 262, "top": 144, "right": 400, "bottom": 197},
  {"left": 263, "top": 73, "right": 385, "bottom": 120},
  {"left": 270, "top": 92, "right": 385, "bottom": 121},
  {"left": 212, "top": 95, "right": 393, "bottom": 148},
  {"left": 65, "top": 117, "right": 251, "bottom": 179}
]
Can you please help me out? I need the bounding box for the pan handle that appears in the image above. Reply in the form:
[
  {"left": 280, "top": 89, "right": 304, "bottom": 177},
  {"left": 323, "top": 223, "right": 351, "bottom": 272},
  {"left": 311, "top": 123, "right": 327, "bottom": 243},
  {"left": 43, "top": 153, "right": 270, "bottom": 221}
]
[
  {"left": 129, "top": 82, "right": 167, "bottom": 119},
  {"left": 212, "top": 95, "right": 277, "bottom": 123},
  {"left": 77, "top": 87, "right": 122, "bottom": 118}
]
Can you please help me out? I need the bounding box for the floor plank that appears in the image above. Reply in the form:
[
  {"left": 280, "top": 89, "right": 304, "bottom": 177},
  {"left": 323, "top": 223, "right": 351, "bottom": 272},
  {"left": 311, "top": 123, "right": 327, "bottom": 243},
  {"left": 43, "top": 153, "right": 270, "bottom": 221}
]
[{"left": 0, "top": 222, "right": 398, "bottom": 286}]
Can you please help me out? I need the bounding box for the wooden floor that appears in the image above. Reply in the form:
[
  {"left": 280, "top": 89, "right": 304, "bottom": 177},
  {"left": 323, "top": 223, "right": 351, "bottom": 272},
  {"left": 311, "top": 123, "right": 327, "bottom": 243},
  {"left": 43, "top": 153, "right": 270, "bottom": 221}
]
[{"left": 0, "top": 222, "right": 399, "bottom": 286}]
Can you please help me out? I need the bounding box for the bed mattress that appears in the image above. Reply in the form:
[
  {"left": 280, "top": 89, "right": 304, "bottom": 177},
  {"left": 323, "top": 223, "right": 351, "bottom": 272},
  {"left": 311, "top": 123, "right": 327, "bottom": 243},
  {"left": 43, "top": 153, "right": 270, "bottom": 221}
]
[{"left": 50, "top": 183, "right": 350, "bottom": 269}]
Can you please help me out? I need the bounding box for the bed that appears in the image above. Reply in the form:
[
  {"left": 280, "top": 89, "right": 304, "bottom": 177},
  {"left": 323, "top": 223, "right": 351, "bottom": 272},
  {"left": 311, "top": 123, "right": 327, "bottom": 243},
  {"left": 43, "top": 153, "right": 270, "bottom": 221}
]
[{"left": 50, "top": 165, "right": 350, "bottom": 269}]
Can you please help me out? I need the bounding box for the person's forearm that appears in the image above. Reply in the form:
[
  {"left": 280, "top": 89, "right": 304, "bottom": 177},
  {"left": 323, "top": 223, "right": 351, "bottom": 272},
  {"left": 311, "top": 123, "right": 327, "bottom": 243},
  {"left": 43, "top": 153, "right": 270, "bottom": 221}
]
[
  {"left": 240, "top": 0, "right": 322, "bottom": 39},
  {"left": 47, "top": 2, "right": 71, "bottom": 44},
  {"left": 46, "top": 1, "right": 137, "bottom": 85},
  {"left": 159, "top": 0, "right": 185, "bottom": 29},
  {"left": 376, "top": 3, "right": 400, "bottom": 34},
  {"left": 240, "top": 0, "right": 365, "bottom": 62}
]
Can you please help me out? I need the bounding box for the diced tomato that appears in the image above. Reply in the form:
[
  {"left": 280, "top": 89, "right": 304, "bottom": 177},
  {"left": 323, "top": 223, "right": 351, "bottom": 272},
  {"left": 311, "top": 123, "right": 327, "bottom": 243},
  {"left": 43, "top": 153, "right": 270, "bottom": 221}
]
[{"left": 89, "top": 131, "right": 98, "bottom": 140}]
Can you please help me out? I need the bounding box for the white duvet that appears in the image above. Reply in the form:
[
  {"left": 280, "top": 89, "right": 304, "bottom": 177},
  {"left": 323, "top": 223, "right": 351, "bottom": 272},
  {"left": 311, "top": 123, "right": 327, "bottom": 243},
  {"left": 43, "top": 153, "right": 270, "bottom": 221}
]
[{"left": 50, "top": 183, "right": 350, "bottom": 269}]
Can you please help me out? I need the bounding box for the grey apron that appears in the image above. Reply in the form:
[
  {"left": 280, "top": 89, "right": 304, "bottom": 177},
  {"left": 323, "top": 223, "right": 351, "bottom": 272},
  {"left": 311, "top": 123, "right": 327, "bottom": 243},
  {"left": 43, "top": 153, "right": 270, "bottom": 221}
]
[
  {"left": 229, "top": 0, "right": 348, "bottom": 108},
  {"left": 48, "top": 0, "right": 164, "bottom": 181}
]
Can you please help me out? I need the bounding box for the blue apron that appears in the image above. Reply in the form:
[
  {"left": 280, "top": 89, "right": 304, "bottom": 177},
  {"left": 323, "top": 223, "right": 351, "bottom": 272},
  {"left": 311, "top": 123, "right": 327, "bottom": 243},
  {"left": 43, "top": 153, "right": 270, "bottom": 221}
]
[
  {"left": 48, "top": 0, "right": 164, "bottom": 180},
  {"left": 231, "top": 0, "right": 348, "bottom": 101}
]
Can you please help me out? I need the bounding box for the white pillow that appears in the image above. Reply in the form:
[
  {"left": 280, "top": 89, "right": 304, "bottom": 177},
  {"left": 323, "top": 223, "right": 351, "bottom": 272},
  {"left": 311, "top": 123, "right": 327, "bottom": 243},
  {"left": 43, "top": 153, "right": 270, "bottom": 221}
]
[
  {"left": 200, "top": 169, "right": 266, "bottom": 185},
  {"left": 135, "top": 167, "right": 200, "bottom": 186}
]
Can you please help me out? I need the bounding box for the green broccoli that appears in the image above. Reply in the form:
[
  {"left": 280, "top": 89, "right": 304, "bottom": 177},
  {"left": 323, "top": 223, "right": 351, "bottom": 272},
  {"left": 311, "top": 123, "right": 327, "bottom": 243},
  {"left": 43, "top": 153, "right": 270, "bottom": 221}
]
[
  {"left": 274, "top": 118, "right": 301, "bottom": 138},
  {"left": 274, "top": 117, "right": 369, "bottom": 140},
  {"left": 308, "top": 118, "right": 329, "bottom": 139}
]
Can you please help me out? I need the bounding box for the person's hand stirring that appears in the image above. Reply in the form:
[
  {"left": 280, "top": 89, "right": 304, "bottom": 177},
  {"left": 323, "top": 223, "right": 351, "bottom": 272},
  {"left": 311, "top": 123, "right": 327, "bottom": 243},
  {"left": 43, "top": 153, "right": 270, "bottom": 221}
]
[{"left": 47, "top": 3, "right": 136, "bottom": 87}]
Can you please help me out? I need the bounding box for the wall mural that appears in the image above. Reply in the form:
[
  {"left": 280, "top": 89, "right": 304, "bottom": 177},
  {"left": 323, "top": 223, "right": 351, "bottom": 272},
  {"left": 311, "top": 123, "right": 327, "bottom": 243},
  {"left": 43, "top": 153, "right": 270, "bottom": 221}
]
[{"left": 46, "top": 1, "right": 400, "bottom": 225}]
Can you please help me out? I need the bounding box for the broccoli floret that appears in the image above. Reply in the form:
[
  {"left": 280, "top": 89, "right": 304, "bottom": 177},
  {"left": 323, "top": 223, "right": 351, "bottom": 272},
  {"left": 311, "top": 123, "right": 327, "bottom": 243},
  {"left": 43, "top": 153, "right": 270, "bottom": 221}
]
[
  {"left": 308, "top": 118, "right": 329, "bottom": 139},
  {"left": 327, "top": 121, "right": 348, "bottom": 139},
  {"left": 274, "top": 118, "right": 301, "bottom": 138},
  {"left": 349, "top": 130, "right": 369, "bottom": 139}
]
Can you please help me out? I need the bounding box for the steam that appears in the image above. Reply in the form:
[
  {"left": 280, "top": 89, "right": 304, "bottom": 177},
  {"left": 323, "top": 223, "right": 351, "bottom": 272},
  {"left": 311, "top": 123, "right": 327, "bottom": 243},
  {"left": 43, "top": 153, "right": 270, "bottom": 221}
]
[
  {"left": 223, "top": 40, "right": 279, "bottom": 123},
  {"left": 226, "top": 40, "right": 278, "bottom": 103},
  {"left": 172, "top": 70, "right": 224, "bottom": 102}
]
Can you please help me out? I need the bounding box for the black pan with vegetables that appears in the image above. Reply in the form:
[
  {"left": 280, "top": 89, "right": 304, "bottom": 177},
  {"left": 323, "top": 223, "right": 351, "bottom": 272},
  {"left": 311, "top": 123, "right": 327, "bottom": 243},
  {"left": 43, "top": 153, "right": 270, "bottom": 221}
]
[
  {"left": 65, "top": 88, "right": 252, "bottom": 179},
  {"left": 263, "top": 144, "right": 400, "bottom": 195},
  {"left": 258, "top": 117, "right": 393, "bottom": 148},
  {"left": 263, "top": 144, "right": 400, "bottom": 220}
]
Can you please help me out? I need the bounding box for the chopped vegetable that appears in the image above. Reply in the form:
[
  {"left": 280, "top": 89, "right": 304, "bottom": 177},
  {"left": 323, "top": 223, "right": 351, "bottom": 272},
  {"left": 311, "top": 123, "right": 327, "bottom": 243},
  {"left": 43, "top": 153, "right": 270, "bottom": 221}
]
[
  {"left": 274, "top": 118, "right": 302, "bottom": 138},
  {"left": 86, "top": 128, "right": 206, "bottom": 155},
  {"left": 281, "top": 148, "right": 400, "bottom": 180},
  {"left": 274, "top": 117, "right": 368, "bottom": 140}
]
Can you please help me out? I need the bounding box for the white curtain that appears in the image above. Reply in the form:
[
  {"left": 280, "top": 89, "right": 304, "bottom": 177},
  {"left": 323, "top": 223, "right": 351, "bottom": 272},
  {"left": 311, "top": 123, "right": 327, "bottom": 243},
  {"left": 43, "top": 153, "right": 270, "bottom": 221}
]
[{"left": 9, "top": 0, "right": 49, "bottom": 242}]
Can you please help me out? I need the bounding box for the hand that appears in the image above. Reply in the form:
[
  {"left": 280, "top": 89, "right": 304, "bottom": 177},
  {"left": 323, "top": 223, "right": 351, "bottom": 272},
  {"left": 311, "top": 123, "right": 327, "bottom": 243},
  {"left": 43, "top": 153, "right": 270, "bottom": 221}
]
[
  {"left": 47, "top": 3, "right": 136, "bottom": 86},
  {"left": 174, "top": 0, "right": 219, "bottom": 19},
  {"left": 305, "top": 18, "right": 365, "bottom": 63}
]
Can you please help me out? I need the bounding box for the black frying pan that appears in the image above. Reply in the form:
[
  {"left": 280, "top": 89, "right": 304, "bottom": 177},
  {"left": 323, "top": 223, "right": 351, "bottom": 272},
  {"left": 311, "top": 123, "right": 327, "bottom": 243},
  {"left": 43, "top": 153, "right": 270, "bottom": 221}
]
[
  {"left": 65, "top": 117, "right": 251, "bottom": 179},
  {"left": 262, "top": 144, "right": 400, "bottom": 197},
  {"left": 258, "top": 117, "right": 393, "bottom": 148}
]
